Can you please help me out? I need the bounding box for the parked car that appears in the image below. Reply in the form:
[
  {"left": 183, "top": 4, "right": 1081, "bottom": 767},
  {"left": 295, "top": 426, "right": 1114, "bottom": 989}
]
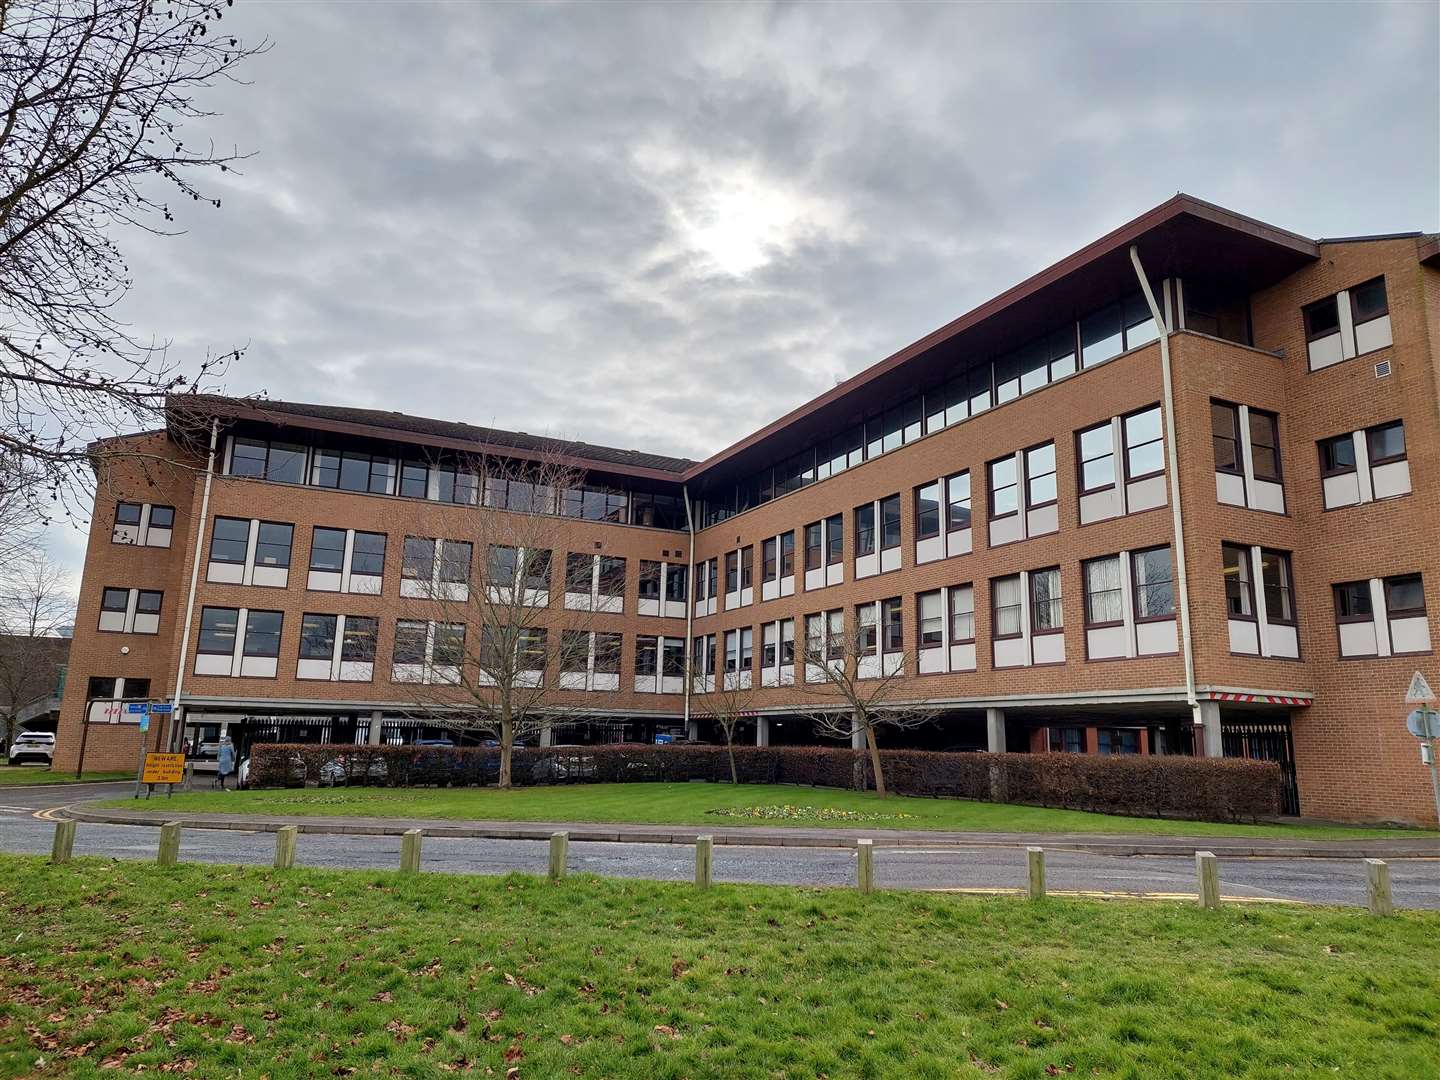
[
  {"left": 7, "top": 731, "right": 56, "bottom": 766},
  {"left": 320, "top": 754, "right": 388, "bottom": 786}
]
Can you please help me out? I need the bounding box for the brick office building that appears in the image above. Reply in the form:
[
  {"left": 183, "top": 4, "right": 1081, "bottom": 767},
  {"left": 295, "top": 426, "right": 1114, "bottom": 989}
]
[{"left": 52, "top": 195, "right": 1440, "bottom": 824}]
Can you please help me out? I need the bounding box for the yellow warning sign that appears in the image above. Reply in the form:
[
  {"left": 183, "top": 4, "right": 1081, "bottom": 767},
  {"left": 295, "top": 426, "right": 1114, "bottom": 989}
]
[{"left": 142, "top": 752, "right": 185, "bottom": 785}]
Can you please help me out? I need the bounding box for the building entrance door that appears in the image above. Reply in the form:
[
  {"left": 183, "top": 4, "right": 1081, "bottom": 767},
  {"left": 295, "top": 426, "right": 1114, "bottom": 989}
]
[{"left": 1222, "top": 718, "right": 1299, "bottom": 816}]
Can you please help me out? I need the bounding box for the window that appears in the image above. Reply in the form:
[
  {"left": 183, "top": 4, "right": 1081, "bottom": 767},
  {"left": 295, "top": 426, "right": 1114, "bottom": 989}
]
[
  {"left": 1080, "top": 302, "right": 1123, "bottom": 367},
  {"left": 399, "top": 461, "right": 428, "bottom": 499},
  {"left": 1121, "top": 292, "right": 1159, "bottom": 350},
  {"left": 1098, "top": 729, "right": 1140, "bottom": 756},
  {"left": 851, "top": 504, "right": 875, "bottom": 558},
  {"left": 1333, "top": 581, "right": 1373, "bottom": 622},
  {"left": 762, "top": 624, "right": 778, "bottom": 668},
  {"left": 254, "top": 522, "right": 293, "bottom": 568},
  {"left": 949, "top": 585, "right": 975, "bottom": 643},
  {"left": 1260, "top": 550, "right": 1294, "bottom": 625},
  {"left": 300, "top": 614, "right": 337, "bottom": 660},
  {"left": 267, "top": 442, "right": 306, "bottom": 483},
  {"left": 636, "top": 636, "right": 659, "bottom": 677},
  {"left": 918, "top": 591, "right": 943, "bottom": 648},
  {"left": 517, "top": 548, "right": 548, "bottom": 592},
  {"left": 1368, "top": 421, "right": 1405, "bottom": 465},
  {"left": 740, "top": 627, "right": 753, "bottom": 670},
  {"left": 350, "top": 532, "right": 386, "bottom": 577},
  {"left": 243, "top": 611, "right": 283, "bottom": 658},
  {"left": 826, "top": 609, "right": 844, "bottom": 660},
  {"left": 724, "top": 551, "right": 738, "bottom": 592},
  {"left": 882, "top": 597, "right": 903, "bottom": 652},
  {"left": 87, "top": 676, "right": 118, "bottom": 699},
  {"left": 1049, "top": 727, "right": 1084, "bottom": 753},
  {"left": 1123, "top": 406, "right": 1163, "bottom": 480},
  {"left": 1030, "top": 567, "right": 1062, "bottom": 633},
  {"left": 805, "top": 522, "right": 823, "bottom": 571},
  {"left": 597, "top": 556, "right": 626, "bottom": 598},
  {"left": 437, "top": 466, "right": 476, "bottom": 506},
  {"left": 566, "top": 553, "right": 593, "bottom": 593},
  {"left": 560, "top": 631, "right": 589, "bottom": 675},
  {"left": 393, "top": 621, "right": 428, "bottom": 666},
  {"left": 826, "top": 513, "right": 843, "bottom": 564},
  {"left": 1026, "top": 443, "right": 1056, "bottom": 507},
  {"left": 136, "top": 590, "right": 162, "bottom": 615},
  {"left": 1131, "top": 547, "right": 1175, "bottom": 619},
  {"left": 1350, "top": 276, "right": 1388, "bottom": 326},
  {"left": 488, "top": 545, "right": 518, "bottom": 585},
  {"left": 1303, "top": 295, "right": 1340, "bottom": 341},
  {"left": 946, "top": 473, "right": 970, "bottom": 531},
  {"left": 916, "top": 483, "right": 940, "bottom": 540},
  {"left": 342, "top": 617, "right": 377, "bottom": 662},
  {"left": 880, "top": 494, "right": 901, "bottom": 550},
  {"left": 779, "top": 619, "right": 795, "bottom": 666},
  {"left": 1222, "top": 544, "right": 1254, "bottom": 619},
  {"left": 856, "top": 604, "right": 877, "bottom": 654},
  {"left": 1077, "top": 423, "right": 1115, "bottom": 493},
  {"left": 439, "top": 541, "right": 471, "bottom": 584},
  {"left": 595, "top": 632, "right": 622, "bottom": 675},
  {"left": 723, "top": 630, "right": 740, "bottom": 673},
  {"left": 149, "top": 506, "right": 175, "bottom": 529},
  {"left": 230, "top": 438, "right": 267, "bottom": 477},
  {"left": 988, "top": 457, "right": 1018, "bottom": 518},
  {"left": 665, "top": 564, "right": 687, "bottom": 603},
  {"left": 1084, "top": 556, "right": 1123, "bottom": 626},
  {"left": 1385, "top": 574, "right": 1425, "bottom": 619},
  {"left": 992, "top": 576, "right": 1023, "bottom": 638},
  {"left": 1211, "top": 402, "right": 1241, "bottom": 474},
  {"left": 436, "top": 624, "right": 468, "bottom": 666},
  {"left": 639, "top": 560, "right": 663, "bottom": 599},
  {"left": 740, "top": 546, "right": 753, "bottom": 589},
  {"left": 805, "top": 614, "right": 823, "bottom": 661},
  {"left": 1319, "top": 433, "right": 1356, "bottom": 477},
  {"left": 310, "top": 527, "right": 346, "bottom": 572},
  {"left": 780, "top": 531, "right": 795, "bottom": 577},
  {"left": 1248, "top": 409, "right": 1281, "bottom": 483},
  {"left": 100, "top": 587, "right": 128, "bottom": 614},
  {"left": 663, "top": 639, "right": 685, "bottom": 678},
  {"left": 310, "top": 450, "right": 341, "bottom": 488},
  {"left": 115, "top": 502, "right": 142, "bottom": 527},
  {"left": 761, "top": 540, "right": 777, "bottom": 582},
  {"left": 209, "top": 517, "right": 250, "bottom": 564}
]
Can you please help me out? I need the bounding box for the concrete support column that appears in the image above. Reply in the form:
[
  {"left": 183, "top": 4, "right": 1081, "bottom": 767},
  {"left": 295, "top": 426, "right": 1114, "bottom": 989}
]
[
  {"left": 1196, "top": 700, "right": 1223, "bottom": 757},
  {"left": 985, "top": 708, "right": 1006, "bottom": 754},
  {"left": 539, "top": 722, "right": 553, "bottom": 749},
  {"left": 850, "top": 714, "right": 865, "bottom": 750},
  {"left": 755, "top": 717, "right": 770, "bottom": 747},
  {"left": 687, "top": 719, "right": 699, "bottom": 742},
  {"left": 367, "top": 710, "right": 383, "bottom": 746}
]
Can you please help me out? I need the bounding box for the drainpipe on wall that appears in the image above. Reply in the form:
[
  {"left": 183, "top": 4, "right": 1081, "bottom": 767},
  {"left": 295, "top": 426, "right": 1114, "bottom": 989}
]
[
  {"left": 681, "top": 485, "right": 696, "bottom": 735},
  {"left": 167, "top": 419, "right": 220, "bottom": 752},
  {"left": 1129, "top": 246, "right": 1202, "bottom": 740}
]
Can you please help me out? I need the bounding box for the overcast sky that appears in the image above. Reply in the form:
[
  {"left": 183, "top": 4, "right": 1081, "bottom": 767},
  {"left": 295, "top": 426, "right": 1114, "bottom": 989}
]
[{"left": 46, "top": 0, "right": 1440, "bottom": 585}]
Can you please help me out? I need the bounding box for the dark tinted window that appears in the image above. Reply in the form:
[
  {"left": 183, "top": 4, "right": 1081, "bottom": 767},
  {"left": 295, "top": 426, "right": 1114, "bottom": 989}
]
[
  {"left": 1351, "top": 277, "right": 1388, "bottom": 323},
  {"left": 310, "top": 527, "right": 346, "bottom": 571},
  {"left": 255, "top": 522, "right": 293, "bottom": 567},
  {"left": 1319, "top": 434, "right": 1356, "bottom": 475},
  {"left": 148, "top": 505, "right": 175, "bottom": 528},
  {"left": 300, "top": 614, "right": 337, "bottom": 659},
  {"left": 198, "top": 607, "right": 239, "bottom": 654},
  {"left": 209, "top": 517, "right": 250, "bottom": 563},
  {"left": 100, "top": 588, "right": 128, "bottom": 612},
  {"left": 1367, "top": 421, "right": 1405, "bottom": 464},
  {"left": 243, "top": 611, "right": 284, "bottom": 657},
  {"left": 1304, "top": 295, "right": 1339, "bottom": 339},
  {"left": 1333, "top": 581, "right": 1372, "bottom": 620},
  {"left": 350, "top": 532, "right": 386, "bottom": 576}
]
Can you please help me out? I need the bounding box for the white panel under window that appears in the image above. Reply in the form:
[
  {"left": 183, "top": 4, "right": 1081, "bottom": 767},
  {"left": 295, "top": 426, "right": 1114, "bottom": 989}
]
[
  {"left": 1390, "top": 616, "right": 1430, "bottom": 655},
  {"left": 1135, "top": 619, "right": 1178, "bottom": 656},
  {"left": 1215, "top": 472, "right": 1246, "bottom": 507},
  {"left": 1251, "top": 480, "right": 1285, "bottom": 515},
  {"left": 1026, "top": 504, "right": 1057, "bottom": 538},
  {"left": 946, "top": 529, "right": 972, "bottom": 558},
  {"left": 252, "top": 565, "right": 288, "bottom": 588},
  {"left": 297, "top": 658, "right": 332, "bottom": 680},
  {"left": 1079, "top": 488, "right": 1122, "bottom": 526},
  {"left": 194, "top": 653, "right": 232, "bottom": 676},
  {"left": 1323, "top": 473, "right": 1361, "bottom": 510},
  {"left": 993, "top": 637, "right": 1028, "bottom": 669},
  {"left": 99, "top": 610, "right": 127, "bottom": 632},
  {"left": 1086, "top": 625, "right": 1128, "bottom": 660},
  {"left": 918, "top": 648, "right": 945, "bottom": 674},
  {"left": 1032, "top": 633, "right": 1065, "bottom": 665},
  {"left": 1126, "top": 475, "right": 1167, "bottom": 514},
  {"left": 855, "top": 553, "right": 878, "bottom": 579},
  {"left": 339, "top": 661, "right": 373, "bottom": 682},
  {"left": 1307, "top": 332, "right": 1345, "bottom": 371},
  {"left": 949, "top": 641, "right": 975, "bottom": 672},
  {"left": 805, "top": 568, "right": 824, "bottom": 591},
  {"left": 1228, "top": 619, "right": 1260, "bottom": 655},
  {"left": 1338, "top": 620, "right": 1379, "bottom": 657},
  {"left": 857, "top": 654, "right": 882, "bottom": 679},
  {"left": 348, "top": 574, "right": 382, "bottom": 596},
  {"left": 1370, "top": 460, "right": 1410, "bottom": 500},
  {"left": 239, "top": 656, "right": 278, "bottom": 678},
  {"left": 826, "top": 564, "right": 844, "bottom": 587},
  {"left": 1353, "top": 314, "right": 1392, "bottom": 355},
  {"left": 915, "top": 536, "right": 944, "bottom": 564},
  {"left": 1267, "top": 623, "right": 1299, "bottom": 659},
  {"left": 132, "top": 612, "right": 160, "bottom": 635},
  {"left": 207, "top": 562, "right": 244, "bottom": 585},
  {"left": 989, "top": 516, "right": 1023, "bottom": 548}
]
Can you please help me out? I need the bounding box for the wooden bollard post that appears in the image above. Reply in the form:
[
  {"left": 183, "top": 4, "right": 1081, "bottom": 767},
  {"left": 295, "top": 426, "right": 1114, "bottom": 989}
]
[
  {"left": 157, "top": 822, "right": 182, "bottom": 867},
  {"left": 273, "top": 825, "right": 298, "bottom": 870},
  {"left": 549, "top": 831, "right": 568, "bottom": 881},
  {"left": 1026, "top": 846, "right": 1046, "bottom": 900},
  {"left": 694, "top": 835, "right": 713, "bottom": 889},
  {"left": 399, "top": 829, "right": 422, "bottom": 873},
  {"left": 856, "top": 838, "right": 874, "bottom": 894},
  {"left": 1365, "top": 858, "right": 1394, "bottom": 917},
  {"left": 51, "top": 820, "right": 76, "bottom": 864},
  {"left": 1195, "top": 850, "right": 1220, "bottom": 909}
]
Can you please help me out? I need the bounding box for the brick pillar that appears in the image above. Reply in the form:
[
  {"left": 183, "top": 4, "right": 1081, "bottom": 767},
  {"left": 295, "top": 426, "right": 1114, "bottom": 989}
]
[
  {"left": 1029, "top": 727, "right": 1049, "bottom": 754},
  {"left": 1138, "top": 728, "right": 1150, "bottom": 756},
  {"left": 1083, "top": 727, "right": 1099, "bottom": 755}
]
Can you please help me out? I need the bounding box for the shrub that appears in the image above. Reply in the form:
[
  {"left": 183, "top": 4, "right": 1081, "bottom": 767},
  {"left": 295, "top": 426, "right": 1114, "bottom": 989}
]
[{"left": 247, "top": 743, "right": 1282, "bottom": 822}]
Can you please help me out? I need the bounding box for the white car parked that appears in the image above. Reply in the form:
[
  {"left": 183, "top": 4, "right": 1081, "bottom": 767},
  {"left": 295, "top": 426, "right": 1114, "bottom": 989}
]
[{"left": 7, "top": 731, "right": 56, "bottom": 766}]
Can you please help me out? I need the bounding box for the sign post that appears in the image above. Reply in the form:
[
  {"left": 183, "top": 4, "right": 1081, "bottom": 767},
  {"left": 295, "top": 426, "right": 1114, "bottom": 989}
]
[
  {"left": 127, "top": 702, "right": 151, "bottom": 799},
  {"left": 1404, "top": 671, "right": 1440, "bottom": 826}
]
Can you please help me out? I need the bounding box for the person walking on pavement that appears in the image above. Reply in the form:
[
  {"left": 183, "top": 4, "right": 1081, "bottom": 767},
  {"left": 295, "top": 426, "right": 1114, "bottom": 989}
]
[{"left": 216, "top": 737, "right": 235, "bottom": 790}]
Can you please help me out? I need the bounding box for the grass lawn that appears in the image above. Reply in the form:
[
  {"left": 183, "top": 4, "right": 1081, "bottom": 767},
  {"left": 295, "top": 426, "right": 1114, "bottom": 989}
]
[
  {"left": 1, "top": 857, "right": 1436, "bottom": 1079},
  {"left": 0, "top": 767, "right": 131, "bottom": 786},
  {"left": 96, "top": 781, "right": 1438, "bottom": 840}
]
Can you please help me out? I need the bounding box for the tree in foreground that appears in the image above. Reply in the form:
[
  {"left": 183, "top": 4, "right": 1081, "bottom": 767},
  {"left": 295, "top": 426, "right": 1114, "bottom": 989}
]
[
  {"left": 795, "top": 603, "right": 935, "bottom": 797},
  {"left": 387, "top": 452, "right": 605, "bottom": 789},
  {"left": 693, "top": 645, "right": 755, "bottom": 784},
  {"left": 0, "top": 0, "right": 266, "bottom": 515}
]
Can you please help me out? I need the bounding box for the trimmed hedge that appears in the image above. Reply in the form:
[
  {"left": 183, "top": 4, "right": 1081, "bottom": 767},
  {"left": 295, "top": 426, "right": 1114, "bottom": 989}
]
[{"left": 250, "top": 743, "right": 1283, "bottom": 822}]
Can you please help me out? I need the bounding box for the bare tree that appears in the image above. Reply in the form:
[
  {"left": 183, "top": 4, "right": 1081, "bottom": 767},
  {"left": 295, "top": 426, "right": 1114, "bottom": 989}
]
[
  {"left": 794, "top": 606, "right": 936, "bottom": 798},
  {"left": 693, "top": 653, "right": 755, "bottom": 784},
  {"left": 0, "top": 533, "right": 73, "bottom": 755},
  {"left": 387, "top": 451, "right": 606, "bottom": 789},
  {"left": 0, "top": 0, "right": 267, "bottom": 515}
]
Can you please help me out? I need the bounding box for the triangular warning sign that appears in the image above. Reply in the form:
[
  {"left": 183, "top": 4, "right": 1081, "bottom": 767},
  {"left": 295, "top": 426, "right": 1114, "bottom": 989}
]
[{"left": 1405, "top": 671, "right": 1435, "bottom": 704}]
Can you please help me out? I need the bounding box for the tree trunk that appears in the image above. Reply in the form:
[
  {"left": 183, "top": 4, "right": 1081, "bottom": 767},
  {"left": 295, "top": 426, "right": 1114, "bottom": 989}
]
[
  {"left": 726, "top": 735, "right": 738, "bottom": 785},
  {"left": 499, "top": 711, "right": 514, "bottom": 790},
  {"left": 865, "top": 722, "right": 887, "bottom": 798}
]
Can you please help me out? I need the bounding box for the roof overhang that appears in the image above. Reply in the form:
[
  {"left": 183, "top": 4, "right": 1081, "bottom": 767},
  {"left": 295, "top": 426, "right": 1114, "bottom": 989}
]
[{"left": 682, "top": 194, "right": 1319, "bottom": 486}]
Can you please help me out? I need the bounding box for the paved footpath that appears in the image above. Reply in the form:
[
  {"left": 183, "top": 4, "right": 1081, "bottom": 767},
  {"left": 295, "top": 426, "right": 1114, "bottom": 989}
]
[{"left": 2, "top": 783, "right": 1437, "bottom": 909}]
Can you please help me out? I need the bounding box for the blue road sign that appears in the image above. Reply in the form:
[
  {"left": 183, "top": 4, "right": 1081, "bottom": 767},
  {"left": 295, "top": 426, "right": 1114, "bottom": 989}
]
[
  {"left": 125, "top": 702, "right": 150, "bottom": 715},
  {"left": 150, "top": 703, "right": 174, "bottom": 714},
  {"left": 654, "top": 733, "right": 674, "bottom": 745}
]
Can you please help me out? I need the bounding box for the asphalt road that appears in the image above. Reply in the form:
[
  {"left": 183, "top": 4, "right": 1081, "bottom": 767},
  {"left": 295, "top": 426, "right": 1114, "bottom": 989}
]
[{"left": 3, "top": 782, "right": 1438, "bottom": 909}]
